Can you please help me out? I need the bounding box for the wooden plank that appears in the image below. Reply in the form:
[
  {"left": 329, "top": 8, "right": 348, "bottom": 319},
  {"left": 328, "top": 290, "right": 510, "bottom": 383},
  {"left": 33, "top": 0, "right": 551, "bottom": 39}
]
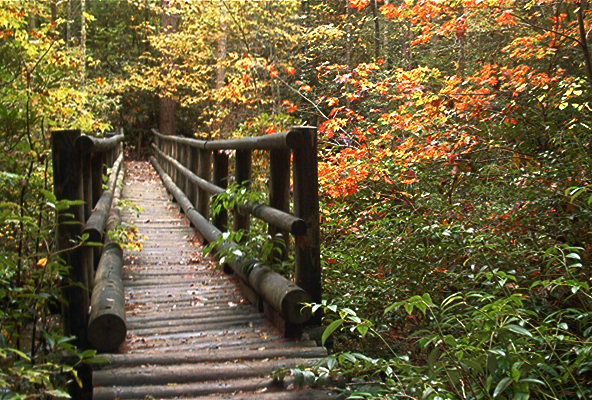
[
  {"left": 94, "top": 376, "right": 330, "bottom": 400},
  {"left": 180, "top": 390, "right": 341, "bottom": 400},
  {"left": 97, "top": 346, "right": 327, "bottom": 369},
  {"left": 93, "top": 358, "right": 319, "bottom": 386}
]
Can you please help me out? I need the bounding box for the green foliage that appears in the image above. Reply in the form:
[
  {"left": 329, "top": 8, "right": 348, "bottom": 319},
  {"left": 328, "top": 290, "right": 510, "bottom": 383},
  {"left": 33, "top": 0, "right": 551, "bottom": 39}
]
[
  {"left": 299, "top": 259, "right": 592, "bottom": 399},
  {"left": 0, "top": 1, "right": 115, "bottom": 396},
  {"left": 207, "top": 183, "right": 293, "bottom": 275},
  {"left": 106, "top": 200, "right": 145, "bottom": 251},
  {"left": 210, "top": 182, "right": 265, "bottom": 219}
]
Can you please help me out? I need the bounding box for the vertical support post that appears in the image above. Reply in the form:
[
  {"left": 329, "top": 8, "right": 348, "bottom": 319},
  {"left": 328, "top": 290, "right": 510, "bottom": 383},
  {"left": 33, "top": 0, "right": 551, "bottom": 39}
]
[
  {"left": 81, "top": 157, "right": 92, "bottom": 221},
  {"left": 292, "top": 127, "right": 321, "bottom": 308},
  {"left": 175, "top": 141, "right": 181, "bottom": 187},
  {"left": 52, "top": 130, "right": 90, "bottom": 347},
  {"left": 181, "top": 145, "right": 189, "bottom": 195},
  {"left": 188, "top": 146, "right": 198, "bottom": 207},
  {"left": 234, "top": 150, "right": 251, "bottom": 233},
  {"left": 107, "top": 146, "right": 114, "bottom": 168},
  {"left": 269, "top": 149, "right": 291, "bottom": 259},
  {"left": 80, "top": 155, "right": 95, "bottom": 286},
  {"left": 90, "top": 151, "right": 104, "bottom": 273},
  {"left": 164, "top": 140, "right": 169, "bottom": 176},
  {"left": 213, "top": 150, "right": 229, "bottom": 231},
  {"left": 169, "top": 140, "right": 173, "bottom": 175},
  {"left": 91, "top": 152, "right": 103, "bottom": 208},
  {"left": 172, "top": 141, "right": 178, "bottom": 185},
  {"left": 197, "top": 149, "right": 212, "bottom": 218},
  {"left": 164, "top": 140, "right": 170, "bottom": 175}
]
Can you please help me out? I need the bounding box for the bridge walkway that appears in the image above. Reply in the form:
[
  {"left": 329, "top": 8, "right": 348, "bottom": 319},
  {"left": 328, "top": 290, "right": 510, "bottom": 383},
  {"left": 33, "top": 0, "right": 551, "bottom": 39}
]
[{"left": 92, "top": 161, "right": 335, "bottom": 400}]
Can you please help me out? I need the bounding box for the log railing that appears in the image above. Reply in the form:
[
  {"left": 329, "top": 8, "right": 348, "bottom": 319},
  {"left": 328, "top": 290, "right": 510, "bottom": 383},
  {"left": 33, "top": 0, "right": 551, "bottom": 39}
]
[
  {"left": 151, "top": 126, "right": 320, "bottom": 335},
  {"left": 52, "top": 129, "right": 126, "bottom": 350}
]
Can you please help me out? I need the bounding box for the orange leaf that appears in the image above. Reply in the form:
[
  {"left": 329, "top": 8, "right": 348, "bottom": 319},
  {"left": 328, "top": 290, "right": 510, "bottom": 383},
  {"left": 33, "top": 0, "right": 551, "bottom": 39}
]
[
  {"left": 326, "top": 97, "right": 340, "bottom": 106},
  {"left": 350, "top": 0, "right": 370, "bottom": 11},
  {"left": 286, "top": 66, "right": 296, "bottom": 75},
  {"left": 300, "top": 85, "right": 312, "bottom": 92}
]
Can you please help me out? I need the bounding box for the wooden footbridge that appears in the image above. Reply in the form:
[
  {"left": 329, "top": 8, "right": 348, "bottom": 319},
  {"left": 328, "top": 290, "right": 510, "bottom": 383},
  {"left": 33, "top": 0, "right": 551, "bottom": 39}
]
[{"left": 52, "top": 128, "right": 338, "bottom": 399}]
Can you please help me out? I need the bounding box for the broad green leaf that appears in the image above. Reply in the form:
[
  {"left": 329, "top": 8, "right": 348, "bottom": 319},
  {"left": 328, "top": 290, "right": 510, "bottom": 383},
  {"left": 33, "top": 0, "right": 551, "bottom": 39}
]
[
  {"left": 493, "top": 377, "right": 512, "bottom": 398},
  {"left": 505, "top": 324, "right": 533, "bottom": 337},
  {"left": 44, "top": 389, "right": 71, "bottom": 398},
  {"left": 322, "top": 319, "right": 343, "bottom": 345},
  {"left": 356, "top": 323, "right": 369, "bottom": 337}
]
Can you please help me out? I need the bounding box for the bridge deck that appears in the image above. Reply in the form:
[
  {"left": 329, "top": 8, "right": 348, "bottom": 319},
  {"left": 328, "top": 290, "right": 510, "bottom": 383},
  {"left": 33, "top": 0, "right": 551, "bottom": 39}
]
[{"left": 92, "top": 162, "right": 335, "bottom": 399}]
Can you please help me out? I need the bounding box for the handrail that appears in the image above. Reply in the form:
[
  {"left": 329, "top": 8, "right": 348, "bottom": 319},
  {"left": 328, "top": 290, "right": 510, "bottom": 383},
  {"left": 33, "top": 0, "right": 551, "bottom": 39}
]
[
  {"left": 83, "top": 152, "right": 124, "bottom": 242},
  {"left": 151, "top": 143, "right": 307, "bottom": 235},
  {"left": 76, "top": 132, "right": 125, "bottom": 153},
  {"left": 151, "top": 126, "right": 320, "bottom": 332},
  {"left": 152, "top": 127, "right": 313, "bottom": 150}
]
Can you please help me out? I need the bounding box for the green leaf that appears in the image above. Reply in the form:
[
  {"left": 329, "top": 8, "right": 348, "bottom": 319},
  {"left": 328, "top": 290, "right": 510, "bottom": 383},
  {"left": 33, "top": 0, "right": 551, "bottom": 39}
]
[
  {"left": 384, "top": 301, "right": 402, "bottom": 314},
  {"left": 44, "top": 389, "right": 71, "bottom": 398},
  {"left": 519, "top": 378, "right": 545, "bottom": 385},
  {"left": 404, "top": 302, "right": 414, "bottom": 315},
  {"left": 493, "top": 377, "right": 512, "bottom": 398},
  {"left": 356, "top": 323, "right": 369, "bottom": 337},
  {"left": 422, "top": 293, "right": 434, "bottom": 305},
  {"left": 7, "top": 348, "right": 30, "bottom": 361},
  {"left": 505, "top": 324, "right": 533, "bottom": 337},
  {"left": 322, "top": 319, "right": 343, "bottom": 345}
]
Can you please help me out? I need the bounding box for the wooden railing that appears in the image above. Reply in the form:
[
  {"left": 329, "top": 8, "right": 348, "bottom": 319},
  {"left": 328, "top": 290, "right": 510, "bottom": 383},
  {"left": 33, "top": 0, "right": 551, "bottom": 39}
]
[
  {"left": 52, "top": 129, "right": 125, "bottom": 350},
  {"left": 150, "top": 126, "right": 320, "bottom": 335}
]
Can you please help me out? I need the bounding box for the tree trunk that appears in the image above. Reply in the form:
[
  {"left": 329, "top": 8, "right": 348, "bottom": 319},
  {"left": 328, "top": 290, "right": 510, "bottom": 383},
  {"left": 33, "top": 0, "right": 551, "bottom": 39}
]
[
  {"left": 216, "top": 5, "right": 228, "bottom": 90},
  {"left": 66, "top": 0, "right": 72, "bottom": 45},
  {"left": 577, "top": 1, "right": 592, "bottom": 86},
  {"left": 80, "top": 0, "right": 86, "bottom": 85},
  {"left": 371, "top": 0, "right": 381, "bottom": 59},
  {"left": 158, "top": 0, "right": 179, "bottom": 135},
  {"left": 383, "top": 0, "right": 390, "bottom": 66},
  {"left": 51, "top": 2, "right": 57, "bottom": 23},
  {"left": 212, "top": 3, "right": 228, "bottom": 138},
  {"left": 345, "top": 0, "right": 352, "bottom": 68}
]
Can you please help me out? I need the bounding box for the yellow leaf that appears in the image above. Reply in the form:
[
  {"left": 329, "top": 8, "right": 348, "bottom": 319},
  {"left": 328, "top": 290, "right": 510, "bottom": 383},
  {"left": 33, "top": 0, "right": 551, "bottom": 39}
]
[{"left": 37, "top": 257, "right": 48, "bottom": 268}]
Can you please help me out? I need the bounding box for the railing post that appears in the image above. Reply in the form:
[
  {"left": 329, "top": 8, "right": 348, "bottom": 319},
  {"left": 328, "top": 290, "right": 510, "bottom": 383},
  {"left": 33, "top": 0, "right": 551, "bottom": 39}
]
[
  {"left": 197, "top": 149, "right": 212, "bottom": 218},
  {"left": 90, "top": 151, "right": 104, "bottom": 273},
  {"left": 181, "top": 144, "right": 189, "bottom": 195},
  {"left": 80, "top": 155, "right": 96, "bottom": 286},
  {"left": 234, "top": 150, "right": 251, "bottom": 233},
  {"left": 189, "top": 146, "right": 199, "bottom": 208},
  {"left": 91, "top": 152, "right": 103, "bottom": 209},
  {"left": 269, "top": 149, "right": 291, "bottom": 259},
  {"left": 175, "top": 142, "right": 181, "bottom": 188},
  {"left": 164, "top": 140, "right": 170, "bottom": 176},
  {"left": 170, "top": 141, "right": 174, "bottom": 178},
  {"left": 291, "top": 127, "right": 321, "bottom": 306},
  {"left": 164, "top": 139, "right": 170, "bottom": 175},
  {"left": 213, "top": 150, "right": 229, "bottom": 231},
  {"left": 52, "top": 129, "right": 90, "bottom": 347}
]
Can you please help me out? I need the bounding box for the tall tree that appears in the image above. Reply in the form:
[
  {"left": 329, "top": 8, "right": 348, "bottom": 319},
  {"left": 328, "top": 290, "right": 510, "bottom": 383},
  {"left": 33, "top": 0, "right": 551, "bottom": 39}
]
[{"left": 158, "top": 0, "right": 179, "bottom": 135}]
